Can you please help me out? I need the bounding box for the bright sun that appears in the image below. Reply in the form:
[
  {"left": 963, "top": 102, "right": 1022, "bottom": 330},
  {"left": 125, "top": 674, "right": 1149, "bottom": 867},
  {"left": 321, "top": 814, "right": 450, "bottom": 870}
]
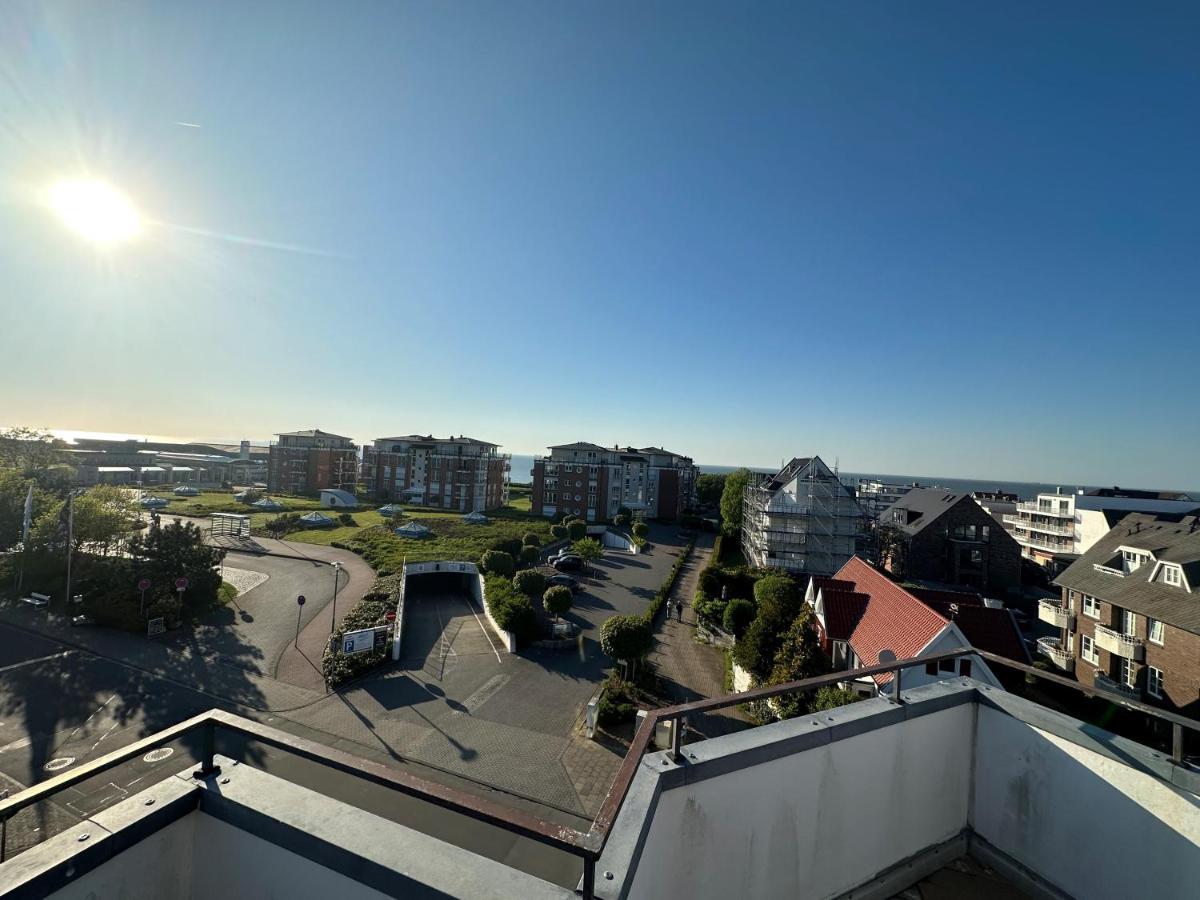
[{"left": 49, "top": 179, "right": 141, "bottom": 243}]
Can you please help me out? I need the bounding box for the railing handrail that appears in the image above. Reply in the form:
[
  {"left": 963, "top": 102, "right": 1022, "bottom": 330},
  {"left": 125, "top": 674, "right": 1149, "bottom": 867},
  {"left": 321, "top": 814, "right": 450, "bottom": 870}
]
[{"left": 1094, "top": 622, "right": 1144, "bottom": 645}]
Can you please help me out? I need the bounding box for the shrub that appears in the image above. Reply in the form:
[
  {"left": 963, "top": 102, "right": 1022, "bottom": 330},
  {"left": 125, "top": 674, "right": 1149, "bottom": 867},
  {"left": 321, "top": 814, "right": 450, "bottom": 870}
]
[
  {"left": 479, "top": 550, "right": 515, "bottom": 577},
  {"left": 753, "top": 574, "right": 799, "bottom": 616},
  {"left": 694, "top": 594, "right": 728, "bottom": 629},
  {"left": 807, "top": 686, "right": 863, "bottom": 713},
  {"left": 483, "top": 575, "right": 537, "bottom": 643},
  {"left": 767, "top": 609, "right": 827, "bottom": 719},
  {"left": 566, "top": 519, "right": 587, "bottom": 541},
  {"left": 613, "top": 514, "right": 628, "bottom": 527},
  {"left": 631, "top": 521, "right": 648, "bottom": 539},
  {"left": 512, "top": 568, "right": 547, "bottom": 598},
  {"left": 522, "top": 531, "right": 540, "bottom": 547},
  {"left": 519, "top": 544, "right": 539, "bottom": 567},
  {"left": 550, "top": 524, "right": 568, "bottom": 541},
  {"left": 601, "top": 614, "right": 654, "bottom": 673},
  {"left": 490, "top": 537, "right": 524, "bottom": 559},
  {"left": 722, "top": 598, "right": 756, "bottom": 637},
  {"left": 597, "top": 674, "right": 638, "bottom": 727},
  {"left": 543, "top": 585, "right": 573, "bottom": 619},
  {"left": 337, "top": 512, "right": 356, "bottom": 527}
]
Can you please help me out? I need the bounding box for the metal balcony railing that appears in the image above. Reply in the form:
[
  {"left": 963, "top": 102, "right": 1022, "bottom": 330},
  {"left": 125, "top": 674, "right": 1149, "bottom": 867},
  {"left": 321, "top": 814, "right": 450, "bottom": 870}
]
[
  {"left": 1095, "top": 671, "right": 1141, "bottom": 699},
  {"left": 1037, "top": 598, "right": 1076, "bottom": 630},
  {"left": 1036, "top": 636, "right": 1075, "bottom": 671},
  {"left": 1094, "top": 624, "right": 1145, "bottom": 661}
]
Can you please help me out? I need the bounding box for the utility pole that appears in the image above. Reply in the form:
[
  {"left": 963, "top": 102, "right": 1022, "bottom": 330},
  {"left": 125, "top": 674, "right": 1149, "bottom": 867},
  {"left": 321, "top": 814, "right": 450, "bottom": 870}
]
[
  {"left": 329, "top": 561, "right": 342, "bottom": 635},
  {"left": 63, "top": 492, "right": 75, "bottom": 617}
]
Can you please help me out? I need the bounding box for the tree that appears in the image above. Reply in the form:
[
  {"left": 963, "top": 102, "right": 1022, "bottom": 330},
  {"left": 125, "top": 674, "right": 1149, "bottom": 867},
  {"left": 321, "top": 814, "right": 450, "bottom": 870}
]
[
  {"left": 572, "top": 537, "right": 603, "bottom": 575},
  {"left": 613, "top": 513, "right": 628, "bottom": 527},
  {"left": 522, "top": 531, "right": 540, "bottom": 547},
  {"left": 767, "top": 609, "right": 827, "bottom": 719},
  {"left": 32, "top": 485, "right": 139, "bottom": 557},
  {"left": 733, "top": 575, "right": 802, "bottom": 683},
  {"left": 695, "top": 473, "right": 727, "bottom": 508},
  {"left": 519, "top": 544, "right": 539, "bottom": 567},
  {"left": 127, "top": 520, "right": 224, "bottom": 611},
  {"left": 479, "top": 550, "right": 515, "bottom": 577},
  {"left": 0, "top": 427, "right": 67, "bottom": 475},
  {"left": 512, "top": 568, "right": 546, "bottom": 598},
  {"left": 722, "top": 598, "right": 756, "bottom": 637},
  {"left": 543, "top": 585, "right": 573, "bottom": 621},
  {"left": 550, "top": 523, "right": 568, "bottom": 541},
  {"left": 600, "top": 614, "right": 654, "bottom": 679},
  {"left": 566, "top": 519, "right": 587, "bottom": 541},
  {"left": 631, "top": 521, "right": 648, "bottom": 539},
  {"left": 753, "top": 574, "right": 799, "bottom": 617},
  {"left": 719, "top": 468, "right": 753, "bottom": 537},
  {"left": 807, "top": 686, "right": 863, "bottom": 713},
  {"left": 0, "top": 470, "right": 54, "bottom": 551}
]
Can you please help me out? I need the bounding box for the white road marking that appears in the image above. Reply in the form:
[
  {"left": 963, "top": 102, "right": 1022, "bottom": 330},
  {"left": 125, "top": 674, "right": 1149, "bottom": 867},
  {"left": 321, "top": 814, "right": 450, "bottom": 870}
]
[
  {"left": 88, "top": 720, "right": 122, "bottom": 755},
  {"left": 0, "top": 650, "right": 74, "bottom": 674},
  {"left": 462, "top": 592, "right": 503, "bottom": 664},
  {"left": 456, "top": 674, "right": 511, "bottom": 714},
  {"left": 0, "top": 736, "right": 32, "bottom": 753}
]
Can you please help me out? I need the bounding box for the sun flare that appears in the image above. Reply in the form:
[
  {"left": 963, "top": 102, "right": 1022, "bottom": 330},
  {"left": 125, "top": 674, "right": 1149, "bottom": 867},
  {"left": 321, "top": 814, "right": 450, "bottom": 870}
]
[{"left": 49, "top": 179, "right": 141, "bottom": 243}]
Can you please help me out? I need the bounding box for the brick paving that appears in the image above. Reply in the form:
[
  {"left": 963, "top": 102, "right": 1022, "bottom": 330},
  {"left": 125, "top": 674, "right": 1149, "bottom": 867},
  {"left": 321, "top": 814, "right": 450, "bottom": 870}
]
[{"left": 648, "top": 534, "right": 749, "bottom": 739}]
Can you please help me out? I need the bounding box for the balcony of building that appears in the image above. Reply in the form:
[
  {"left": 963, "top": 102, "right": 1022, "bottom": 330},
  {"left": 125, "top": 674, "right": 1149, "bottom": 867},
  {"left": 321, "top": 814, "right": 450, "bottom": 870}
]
[
  {"left": 1094, "top": 670, "right": 1142, "bottom": 700},
  {"left": 3, "top": 651, "right": 1198, "bottom": 900},
  {"left": 1036, "top": 635, "right": 1075, "bottom": 672},
  {"left": 1016, "top": 532, "right": 1076, "bottom": 554},
  {"left": 1094, "top": 624, "right": 1146, "bottom": 661},
  {"left": 1015, "top": 500, "right": 1074, "bottom": 518},
  {"left": 1003, "top": 514, "right": 1075, "bottom": 536},
  {"left": 1037, "top": 598, "right": 1076, "bottom": 630}
]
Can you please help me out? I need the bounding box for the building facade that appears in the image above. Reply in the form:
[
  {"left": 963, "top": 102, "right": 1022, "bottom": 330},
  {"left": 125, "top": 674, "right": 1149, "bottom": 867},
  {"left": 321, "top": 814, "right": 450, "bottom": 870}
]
[
  {"left": 1042, "top": 512, "right": 1200, "bottom": 719},
  {"left": 267, "top": 429, "right": 359, "bottom": 496},
  {"left": 530, "top": 443, "right": 697, "bottom": 522},
  {"left": 741, "top": 456, "right": 866, "bottom": 576},
  {"left": 361, "top": 435, "right": 509, "bottom": 511},
  {"left": 1004, "top": 488, "right": 1200, "bottom": 574},
  {"left": 876, "top": 488, "right": 1023, "bottom": 597},
  {"left": 854, "top": 479, "right": 921, "bottom": 520}
]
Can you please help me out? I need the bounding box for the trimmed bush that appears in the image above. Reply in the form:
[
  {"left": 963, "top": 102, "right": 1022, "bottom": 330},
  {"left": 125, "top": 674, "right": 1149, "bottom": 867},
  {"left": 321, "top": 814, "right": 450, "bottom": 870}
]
[
  {"left": 601, "top": 614, "right": 654, "bottom": 665},
  {"left": 522, "top": 531, "right": 540, "bottom": 547},
  {"left": 550, "top": 523, "right": 568, "bottom": 541},
  {"left": 483, "top": 574, "right": 537, "bottom": 643},
  {"left": 722, "top": 598, "right": 756, "bottom": 637},
  {"left": 337, "top": 512, "right": 356, "bottom": 527},
  {"left": 543, "top": 584, "right": 573, "bottom": 619},
  {"left": 597, "top": 674, "right": 638, "bottom": 727},
  {"left": 807, "top": 686, "right": 863, "bottom": 713},
  {"left": 566, "top": 519, "right": 587, "bottom": 541},
  {"left": 631, "top": 521, "right": 649, "bottom": 539},
  {"left": 512, "top": 568, "right": 547, "bottom": 598},
  {"left": 489, "top": 537, "right": 524, "bottom": 559},
  {"left": 479, "top": 549, "right": 515, "bottom": 577},
  {"left": 519, "top": 544, "right": 539, "bottom": 567}
]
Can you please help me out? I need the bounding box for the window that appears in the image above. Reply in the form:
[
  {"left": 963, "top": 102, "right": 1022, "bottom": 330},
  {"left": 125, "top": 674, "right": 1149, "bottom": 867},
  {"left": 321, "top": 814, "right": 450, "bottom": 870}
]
[
  {"left": 1148, "top": 667, "right": 1164, "bottom": 699},
  {"left": 958, "top": 659, "right": 972, "bottom": 677},
  {"left": 1068, "top": 589, "right": 1076, "bottom": 610},
  {"left": 1081, "top": 635, "right": 1098, "bottom": 664},
  {"left": 1119, "top": 658, "right": 1136, "bottom": 689},
  {"left": 1148, "top": 618, "right": 1164, "bottom": 645},
  {"left": 1082, "top": 595, "right": 1100, "bottom": 619},
  {"left": 1121, "top": 608, "right": 1136, "bottom": 638},
  {"left": 1163, "top": 565, "right": 1182, "bottom": 586},
  {"left": 938, "top": 659, "right": 955, "bottom": 673}
]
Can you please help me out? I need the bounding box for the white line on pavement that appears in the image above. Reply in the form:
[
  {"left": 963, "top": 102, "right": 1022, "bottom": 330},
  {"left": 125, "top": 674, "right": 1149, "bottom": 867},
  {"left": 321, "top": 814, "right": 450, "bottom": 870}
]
[
  {"left": 0, "top": 650, "right": 74, "bottom": 675},
  {"left": 463, "top": 592, "right": 503, "bottom": 664}
]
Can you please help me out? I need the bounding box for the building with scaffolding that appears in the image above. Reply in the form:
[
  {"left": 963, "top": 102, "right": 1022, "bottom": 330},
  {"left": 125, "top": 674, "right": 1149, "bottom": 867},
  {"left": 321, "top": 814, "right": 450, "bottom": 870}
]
[{"left": 741, "top": 455, "right": 866, "bottom": 576}]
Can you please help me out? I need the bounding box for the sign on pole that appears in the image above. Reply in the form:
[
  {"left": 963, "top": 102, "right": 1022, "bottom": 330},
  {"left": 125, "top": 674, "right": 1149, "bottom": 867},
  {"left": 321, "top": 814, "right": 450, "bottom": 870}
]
[
  {"left": 175, "top": 577, "right": 189, "bottom": 592},
  {"left": 342, "top": 628, "right": 376, "bottom": 655},
  {"left": 147, "top": 617, "right": 166, "bottom": 637},
  {"left": 294, "top": 595, "right": 306, "bottom": 647},
  {"left": 138, "top": 578, "right": 151, "bottom": 592}
]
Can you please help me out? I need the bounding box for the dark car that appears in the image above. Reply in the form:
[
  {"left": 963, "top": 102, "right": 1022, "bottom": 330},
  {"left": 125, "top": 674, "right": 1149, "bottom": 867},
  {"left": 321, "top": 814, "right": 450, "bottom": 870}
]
[
  {"left": 547, "top": 574, "right": 580, "bottom": 592},
  {"left": 553, "top": 556, "right": 582, "bottom": 572}
]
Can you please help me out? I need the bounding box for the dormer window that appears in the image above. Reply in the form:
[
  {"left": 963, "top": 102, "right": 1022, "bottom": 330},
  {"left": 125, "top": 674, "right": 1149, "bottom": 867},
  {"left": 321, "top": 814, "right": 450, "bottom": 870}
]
[
  {"left": 1120, "top": 548, "right": 1149, "bottom": 574},
  {"left": 892, "top": 509, "right": 906, "bottom": 525},
  {"left": 1163, "top": 565, "right": 1182, "bottom": 587}
]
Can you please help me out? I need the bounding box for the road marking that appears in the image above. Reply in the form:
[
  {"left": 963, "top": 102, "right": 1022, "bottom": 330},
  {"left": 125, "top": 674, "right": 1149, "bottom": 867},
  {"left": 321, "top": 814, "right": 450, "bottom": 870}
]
[
  {"left": 457, "top": 674, "right": 511, "bottom": 714},
  {"left": 0, "top": 650, "right": 74, "bottom": 675},
  {"left": 88, "top": 720, "right": 122, "bottom": 755},
  {"left": 55, "top": 692, "right": 118, "bottom": 753},
  {"left": 462, "top": 592, "right": 503, "bottom": 664},
  {"left": 43, "top": 756, "right": 75, "bottom": 772},
  {"left": 0, "top": 736, "right": 32, "bottom": 753}
]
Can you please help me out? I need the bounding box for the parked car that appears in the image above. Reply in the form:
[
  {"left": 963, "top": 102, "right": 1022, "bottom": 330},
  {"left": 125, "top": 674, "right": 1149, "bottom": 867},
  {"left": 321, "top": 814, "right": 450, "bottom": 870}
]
[
  {"left": 71, "top": 614, "right": 95, "bottom": 627},
  {"left": 547, "top": 574, "right": 580, "bottom": 592},
  {"left": 553, "top": 556, "right": 582, "bottom": 572}
]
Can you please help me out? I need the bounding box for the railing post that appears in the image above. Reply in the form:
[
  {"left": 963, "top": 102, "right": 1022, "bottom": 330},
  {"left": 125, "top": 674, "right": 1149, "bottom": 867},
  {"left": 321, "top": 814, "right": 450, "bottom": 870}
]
[
  {"left": 581, "top": 856, "right": 596, "bottom": 899},
  {"left": 192, "top": 719, "right": 221, "bottom": 779},
  {"left": 891, "top": 667, "right": 903, "bottom": 704},
  {"left": 669, "top": 715, "right": 684, "bottom": 763},
  {"left": 1171, "top": 722, "right": 1184, "bottom": 765},
  {"left": 1, "top": 789, "right": 8, "bottom": 864}
]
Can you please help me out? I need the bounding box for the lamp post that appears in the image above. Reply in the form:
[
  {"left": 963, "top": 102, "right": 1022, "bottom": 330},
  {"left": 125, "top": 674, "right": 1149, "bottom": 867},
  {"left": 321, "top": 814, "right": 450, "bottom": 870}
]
[{"left": 329, "top": 561, "right": 342, "bottom": 635}]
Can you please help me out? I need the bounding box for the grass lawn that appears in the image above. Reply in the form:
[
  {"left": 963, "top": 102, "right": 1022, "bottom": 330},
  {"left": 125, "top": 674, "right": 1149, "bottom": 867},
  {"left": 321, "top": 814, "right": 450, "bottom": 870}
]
[{"left": 142, "top": 489, "right": 326, "bottom": 516}]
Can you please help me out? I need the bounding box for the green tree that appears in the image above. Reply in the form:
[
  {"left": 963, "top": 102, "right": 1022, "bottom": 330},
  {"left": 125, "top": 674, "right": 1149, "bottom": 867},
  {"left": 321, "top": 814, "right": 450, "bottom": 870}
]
[
  {"left": 695, "top": 473, "right": 727, "bottom": 508},
  {"left": 753, "top": 574, "right": 799, "bottom": 617},
  {"left": 600, "top": 614, "right": 654, "bottom": 680},
  {"left": 733, "top": 575, "right": 802, "bottom": 683},
  {"left": 719, "top": 468, "right": 753, "bottom": 537},
  {"left": 479, "top": 550, "right": 515, "bottom": 577},
  {"left": 0, "top": 470, "right": 54, "bottom": 551},
  {"left": 566, "top": 519, "right": 587, "bottom": 541},
  {"left": 519, "top": 544, "right": 539, "bottom": 567},
  {"left": 613, "top": 513, "right": 628, "bottom": 527},
  {"left": 722, "top": 598, "right": 756, "bottom": 637},
  {"left": 572, "top": 537, "right": 603, "bottom": 575},
  {"left": 512, "top": 568, "right": 546, "bottom": 598},
  {"left": 543, "top": 585, "right": 573, "bottom": 621},
  {"left": 550, "top": 523, "right": 568, "bottom": 541},
  {"left": 32, "top": 485, "right": 139, "bottom": 557},
  {"left": 767, "top": 608, "right": 827, "bottom": 719},
  {"left": 631, "top": 521, "right": 648, "bottom": 539},
  {"left": 0, "top": 427, "right": 67, "bottom": 475},
  {"left": 522, "top": 531, "right": 540, "bottom": 547},
  {"left": 127, "top": 520, "right": 224, "bottom": 611},
  {"left": 807, "top": 686, "right": 863, "bottom": 713}
]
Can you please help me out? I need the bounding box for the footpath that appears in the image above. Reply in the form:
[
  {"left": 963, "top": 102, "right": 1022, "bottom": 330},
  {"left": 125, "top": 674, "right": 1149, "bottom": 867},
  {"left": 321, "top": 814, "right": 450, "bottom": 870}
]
[{"left": 647, "top": 533, "right": 748, "bottom": 739}]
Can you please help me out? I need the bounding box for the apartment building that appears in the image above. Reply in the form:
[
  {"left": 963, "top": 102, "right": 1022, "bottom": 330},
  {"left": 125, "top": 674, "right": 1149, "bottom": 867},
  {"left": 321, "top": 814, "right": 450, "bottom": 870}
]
[
  {"left": 266, "top": 429, "right": 359, "bottom": 496},
  {"left": 876, "top": 488, "right": 1023, "bottom": 596},
  {"left": 854, "top": 478, "right": 921, "bottom": 520},
  {"left": 1004, "top": 487, "right": 1200, "bottom": 574},
  {"left": 530, "top": 442, "right": 697, "bottom": 522},
  {"left": 1040, "top": 512, "right": 1200, "bottom": 719},
  {"left": 741, "top": 456, "right": 866, "bottom": 576},
  {"left": 361, "top": 434, "right": 509, "bottom": 511}
]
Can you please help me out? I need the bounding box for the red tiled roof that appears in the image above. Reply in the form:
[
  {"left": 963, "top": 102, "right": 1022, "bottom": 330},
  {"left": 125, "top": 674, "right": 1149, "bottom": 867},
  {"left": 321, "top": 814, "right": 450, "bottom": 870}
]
[
  {"left": 809, "top": 576, "right": 855, "bottom": 596},
  {"left": 908, "top": 587, "right": 985, "bottom": 610},
  {"left": 944, "top": 607, "right": 1030, "bottom": 664},
  {"left": 819, "top": 589, "right": 869, "bottom": 641},
  {"left": 833, "top": 557, "right": 949, "bottom": 685}
]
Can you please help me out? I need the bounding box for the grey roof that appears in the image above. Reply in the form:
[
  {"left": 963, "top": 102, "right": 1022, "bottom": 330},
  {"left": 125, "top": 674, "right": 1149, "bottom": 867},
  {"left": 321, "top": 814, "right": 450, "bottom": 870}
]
[
  {"left": 277, "top": 429, "right": 352, "bottom": 440},
  {"left": 548, "top": 442, "right": 609, "bottom": 452},
  {"left": 320, "top": 489, "right": 358, "bottom": 503},
  {"left": 1054, "top": 512, "right": 1200, "bottom": 634},
  {"left": 878, "top": 488, "right": 969, "bottom": 536},
  {"left": 377, "top": 434, "right": 498, "bottom": 447},
  {"left": 761, "top": 457, "right": 813, "bottom": 493},
  {"left": 1084, "top": 487, "right": 1196, "bottom": 501},
  {"left": 298, "top": 511, "right": 334, "bottom": 524},
  {"left": 638, "top": 446, "right": 688, "bottom": 458}
]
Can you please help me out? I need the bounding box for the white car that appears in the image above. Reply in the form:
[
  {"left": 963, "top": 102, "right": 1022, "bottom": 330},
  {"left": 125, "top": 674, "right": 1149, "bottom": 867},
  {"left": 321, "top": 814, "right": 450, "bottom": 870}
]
[{"left": 21, "top": 595, "right": 49, "bottom": 608}]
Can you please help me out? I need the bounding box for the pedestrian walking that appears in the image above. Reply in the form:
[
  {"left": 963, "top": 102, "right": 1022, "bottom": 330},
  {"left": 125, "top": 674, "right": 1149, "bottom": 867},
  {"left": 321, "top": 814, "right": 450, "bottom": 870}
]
[{"left": 675, "top": 599, "right": 683, "bottom": 621}]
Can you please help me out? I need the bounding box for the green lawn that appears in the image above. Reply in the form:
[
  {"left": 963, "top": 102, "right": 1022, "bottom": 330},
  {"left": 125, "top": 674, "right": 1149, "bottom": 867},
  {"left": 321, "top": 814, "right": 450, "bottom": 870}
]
[{"left": 142, "top": 489, "right": 326, "bottom": 516}]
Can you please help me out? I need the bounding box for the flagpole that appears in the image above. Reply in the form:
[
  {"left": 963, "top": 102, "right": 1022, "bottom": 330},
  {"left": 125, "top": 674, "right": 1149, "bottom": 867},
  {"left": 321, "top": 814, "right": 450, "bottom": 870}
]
[
  {"left": 63, "top": 492, "right": 75, "bottom": 616},
  {"left": 15, "top": 484, "right": 33, "bottom": 595}
]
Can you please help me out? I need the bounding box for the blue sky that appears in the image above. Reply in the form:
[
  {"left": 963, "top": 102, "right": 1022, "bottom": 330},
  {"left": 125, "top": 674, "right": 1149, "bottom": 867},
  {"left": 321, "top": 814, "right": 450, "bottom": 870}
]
[{"left": 1, "top": 1, "right": 1197, "bottom": 486}]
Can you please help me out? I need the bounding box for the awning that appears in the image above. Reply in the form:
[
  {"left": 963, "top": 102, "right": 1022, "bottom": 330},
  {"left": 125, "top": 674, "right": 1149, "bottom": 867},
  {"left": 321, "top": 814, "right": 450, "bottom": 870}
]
[
  {"left": 139, "top": 466, "right": 165, "bottom": 472},
  {"left": 97, "top": 466, "right": 135, "bottom": 473},
  {"left": 168, "top": 466, "right": 194, "bottom": 472}
]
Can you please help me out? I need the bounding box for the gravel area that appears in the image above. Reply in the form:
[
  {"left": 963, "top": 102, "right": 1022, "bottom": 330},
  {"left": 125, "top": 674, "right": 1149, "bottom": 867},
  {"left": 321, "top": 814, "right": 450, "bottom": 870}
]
[{"left": 222, "top": 566, "right": 269, "bottom": 596}]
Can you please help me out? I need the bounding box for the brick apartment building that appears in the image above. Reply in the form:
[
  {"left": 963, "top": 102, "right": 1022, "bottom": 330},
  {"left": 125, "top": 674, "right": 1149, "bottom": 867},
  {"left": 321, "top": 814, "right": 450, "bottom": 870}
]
[
  {"left": 361, "top": 435, "right": 509, "bottom": 512},
  {"left": 530, "top": 442, "right": 698, "bottom": 522},
  {"left": 876, "top": 488, "right": 1022, "bottom": 597},
  {"left": 267, "top": 429, "right": 359, "bottom": 496},
  {"left": 1040, "top": 512, "right": 1200, "bottom": 720}
]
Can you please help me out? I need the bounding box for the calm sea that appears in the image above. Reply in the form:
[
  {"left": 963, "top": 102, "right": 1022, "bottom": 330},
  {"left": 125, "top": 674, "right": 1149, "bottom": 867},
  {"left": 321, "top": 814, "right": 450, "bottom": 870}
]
[{"left": 508, "top": 454, "right": 1193, "bottom": 502}]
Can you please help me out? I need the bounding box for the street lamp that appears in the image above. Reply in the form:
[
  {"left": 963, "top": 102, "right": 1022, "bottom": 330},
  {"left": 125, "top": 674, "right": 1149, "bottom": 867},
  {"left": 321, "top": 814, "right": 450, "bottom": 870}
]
[{"left": 329, "top": 561, "right": 342, "bottom": 635}]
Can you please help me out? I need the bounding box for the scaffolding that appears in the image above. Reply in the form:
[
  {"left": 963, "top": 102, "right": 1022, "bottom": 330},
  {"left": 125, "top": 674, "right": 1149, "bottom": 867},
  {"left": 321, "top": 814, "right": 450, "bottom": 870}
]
[{"left": 741, "top": 456, "right": 866, "bottom": 577}]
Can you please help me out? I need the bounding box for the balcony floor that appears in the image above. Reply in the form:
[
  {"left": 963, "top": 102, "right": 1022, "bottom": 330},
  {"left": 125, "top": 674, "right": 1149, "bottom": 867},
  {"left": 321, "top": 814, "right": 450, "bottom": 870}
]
[{"left": 893, "top": 856, "right": 1029, "bottom": 900}]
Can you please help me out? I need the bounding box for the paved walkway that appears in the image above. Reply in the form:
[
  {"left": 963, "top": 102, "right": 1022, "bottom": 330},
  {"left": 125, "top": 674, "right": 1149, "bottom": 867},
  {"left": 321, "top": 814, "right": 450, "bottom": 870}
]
[{"left": 648, "top": 534, "right": 748, "bottom": 739}]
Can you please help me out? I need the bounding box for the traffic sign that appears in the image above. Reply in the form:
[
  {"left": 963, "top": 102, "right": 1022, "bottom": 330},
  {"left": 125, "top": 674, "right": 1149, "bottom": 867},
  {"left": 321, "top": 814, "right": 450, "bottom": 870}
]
[
  {"left": 342, "top": 628, "right": 374, "bottom": 655},
  {"left": 385, "top": 611, "right": 397, "bottom": 623},
  {"left": 297, "top": 595, "right": 306, "bottom": 606},
  {"left": 175, "top": 577, "right": 188, "bottom": 591},
  {"left": 137, "top": 578, "right": 151, "bottom": 592},
  {"left": 147, "top": 617, "right": 166, "bottom": 637}
]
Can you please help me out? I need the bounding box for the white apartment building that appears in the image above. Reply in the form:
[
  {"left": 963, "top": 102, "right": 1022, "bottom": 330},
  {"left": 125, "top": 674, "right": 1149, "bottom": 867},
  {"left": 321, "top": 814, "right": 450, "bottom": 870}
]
[{"left": 1004, "top": 487, "right": 1200, "bottom": 574}]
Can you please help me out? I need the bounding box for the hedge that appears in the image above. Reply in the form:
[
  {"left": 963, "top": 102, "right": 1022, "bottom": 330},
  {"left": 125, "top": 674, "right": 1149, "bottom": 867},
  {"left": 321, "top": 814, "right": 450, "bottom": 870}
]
[
  {"left": 483, "top": 574, "right": 538, "bottom": 644},
  {"left": 645, "top": 539, "right": 695, "bottom": 623},
  {"left": 321, "top": 574, "right": 398, "bottom": 686}
]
